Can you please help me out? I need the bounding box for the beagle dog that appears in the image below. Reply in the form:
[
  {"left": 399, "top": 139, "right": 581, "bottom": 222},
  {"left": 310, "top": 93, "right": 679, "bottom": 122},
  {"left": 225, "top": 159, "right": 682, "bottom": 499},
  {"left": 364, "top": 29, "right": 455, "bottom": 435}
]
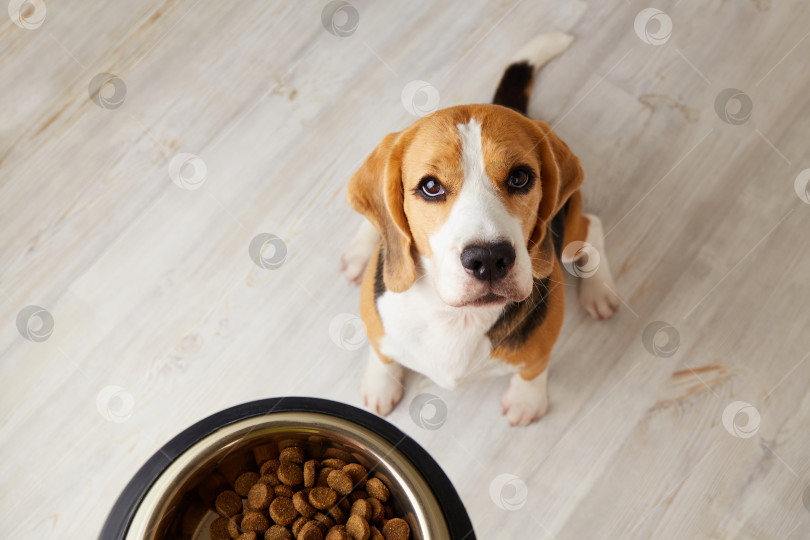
[{"left": 341, "top": 33, "right": 620, "bottom": 426}]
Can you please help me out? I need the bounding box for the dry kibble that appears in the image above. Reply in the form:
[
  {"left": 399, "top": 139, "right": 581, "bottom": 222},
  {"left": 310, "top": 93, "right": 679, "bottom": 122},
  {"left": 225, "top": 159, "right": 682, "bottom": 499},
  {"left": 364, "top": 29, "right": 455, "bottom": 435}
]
[
  {"left": 309, "top": 487, "right": 338, "bottom": 510},
  {"left": 236, "top": 471, "right": 261, "bottom": 496},
  {"left": 380, "top": 518, "right": 409, "bottom": 540},
  {"left": 346, "top": 515, "right": 371, "bottom": 540},
  {"left": 259, "top": 473, "right": 281, "bottom": 488},
  {"left": 350, "top": 499, "right": 372, "bottom": 521},
  {"left": 364, "top": 479, "right": 389, "bottom": 503},
  {"left": 327, "top": 470, "right": 354, "bottom": 496},
  {"left": 216, "top": 490, "right": 243, "bottom": 517},
  {"left": 280, "top": 446, "right": 306, "bottom": 464},
  {"left": 275, "top": 484, "right": 296, "bottom": 498},
  {"left": 228, "top": 514, "right": 244, "bottom": 538},
  {"left": 323, "top": 448, "right": 354, "bottom": 462},
  {"left": 317, "top": 468, "right": 335, "bottom": 487},
  {"left": 261, "top": 459, "right": 281, "bottom": 476},
  {"left": 265, "top": 525, "right": 294, "bottom": 540},
  {"left": 327, "top": 504, "right": 346, "bottom": 524},
  {"left": 348, "top": 490, "right": 367, "bottom": 502},
  {"left": 313, "top": 512, "right": 336, "bottom": 531},
  {"left": 298, "top": 520, "right": 325, "bottom": 540},
  {"left": 269, "top": 496, "right": 298, "bottom": 526},
  {"left": 253, "top": 443, "right": 279, "bottom": 466},
  {"left": 368, "top": 526, "right": 383, "bottom": 540},
  {"left": 366, "top": 498, "right": 384, "bottom": 523},
  {"left": 242, "top": 511, "right": 270, "bottom": 533},
  {"left": 342, "top": 464, "right": 367, "bottom": 489},
  {"left": 292, "top": 516, "right": 308, "bottom": 536},
  {"left": 326, "top": 525, "right": 350, "bottom": 540},
  {"left": 321, "top": 458, "right": 347, "bottom": 470},
  {"left": 237, "top": 533, "right": 258, "bottom": 540},
  {"left": 278, "top": 461, "right": 304, "bottom": 486},
  {"left": 210, "top": 516, "right": 231, "bottom": 540},
  {"left": 293, "top": 489, "right": 317, "bottom": 518},
  {"left": 248, "top": 483, "right": 274, "bottom": 509},
  {"left": 303, "top": 460, "right": 318, "bottom": 487}
]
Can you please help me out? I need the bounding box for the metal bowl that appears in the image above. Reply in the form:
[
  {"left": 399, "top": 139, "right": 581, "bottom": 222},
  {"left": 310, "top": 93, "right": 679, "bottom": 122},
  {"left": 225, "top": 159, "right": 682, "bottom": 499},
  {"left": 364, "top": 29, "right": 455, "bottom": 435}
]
[{"left": 101, "top": 397, "right": 474, "bottom": 539}]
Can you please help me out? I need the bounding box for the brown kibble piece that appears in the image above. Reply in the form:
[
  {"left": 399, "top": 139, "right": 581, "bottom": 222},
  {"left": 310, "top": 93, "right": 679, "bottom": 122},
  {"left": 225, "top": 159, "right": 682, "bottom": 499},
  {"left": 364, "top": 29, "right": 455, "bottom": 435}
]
[
  {"left": 381, "top": 518, "right": 409, "bottom": 540},
  {"left": 269, "top": 496, "right": 298, "bottom": 526},
  {"left": 309, "top": 487, "right": 338, "bottom": 510},
  {"left": 237, "top": 533, "right": 258, "bottom": 540},
  {"left": 366, "top": 498, "right": 383, "bottom": 522},
  {"left": 280, "top": 446, "right": 306, "bottom": 464},
  {"left": 317, "top": 467, "right": 335, "bottom": 487},
  {"left": 298, "top": 520, "right": 325, "bottom": 540},
  {"left": 327, "top": 470, "right": 354, "bottom": 496},
  {"left": 265, "top": 525, "right": 293, "bottom": 540},
  {"left": 292, "top": 517, "right": 308, "bottom": 536},
  {"left": 348, "top": 490, "right": 367, "bottom": 502},
  {"left": 350, "top": 499, "right": 371, "bottom": 521},
  {"left": 278, "top": 461, "right": 304, "bottom": 486},
  {"left": 261, "top": 459, "right": 281, "bottom": 476},
  {"left": 321, "top": 458, "right": 347, "bottom": 470},
  {"left": 259, "top": 472, "right": 281, "bottom": 488},
  {"left": 342, "top": 464, "right": 367, "bottom": 489},
  {"left": 327, "top": 504, "right": 346, "bottom": 524},
  {"left": 346, "top": 515, "right": 371, "bottom": 540},
  {"left": 323, "top": 448, "right": 353, "bottom": 462},
  {"left": 326, "top": 525, "right": 350, "bottom": 540},
  {"left": 313, "top": 512, "right": 336, "bottom": 530},
  {"left": 364, "top": 479, "right": 389, "bottom": 503},
  {"left": 242, "top": 511, "right": 270, "bottom": 533},
  {"left": 293, "top": 489, "right": 317, "bottom": 518},
  {"left": 369, "top": 526, "right": 383, "bottom": 540},
  {"left": 228, "top": 514, "right": 244, "bottom": 538},
  {"left": 236, "top": 471, "right": 261, "bottom": 496},
  {"left": 211, "top": 516, "right": 231, "bottom": 540},
  {"left": 216, "top": 490, "right": 243, "bottom": 517},
  {"left": 253, "top": 443, "right": 279, "bottom": 466},
  {"left": 303, "top": 460, "right": 318, "bottom": 488},
  {"left": 248, "top": 483, "right": 274, "bottom": 509},
  {"left": 275, "top": 484, "right": 296, "bottom": 498}
]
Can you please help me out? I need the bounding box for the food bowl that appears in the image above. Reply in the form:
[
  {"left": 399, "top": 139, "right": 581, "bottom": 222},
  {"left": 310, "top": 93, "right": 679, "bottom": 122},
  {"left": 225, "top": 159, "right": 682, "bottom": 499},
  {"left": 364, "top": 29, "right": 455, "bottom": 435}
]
[{"left": 101, "top": 397, "right": 474, "bottom": 539}]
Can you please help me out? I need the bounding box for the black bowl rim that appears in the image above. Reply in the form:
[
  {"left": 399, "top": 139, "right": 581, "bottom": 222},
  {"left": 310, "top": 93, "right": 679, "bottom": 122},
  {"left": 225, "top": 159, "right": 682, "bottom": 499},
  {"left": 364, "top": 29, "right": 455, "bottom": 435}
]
[{"left": 99, "top": 396, "right": 475, "bottom": 539}]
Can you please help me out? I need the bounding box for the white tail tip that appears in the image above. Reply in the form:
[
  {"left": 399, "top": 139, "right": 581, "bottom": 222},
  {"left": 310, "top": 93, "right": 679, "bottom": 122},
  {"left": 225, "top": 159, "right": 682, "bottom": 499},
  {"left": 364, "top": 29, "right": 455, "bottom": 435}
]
[{"left": 511, "top": 32, "right": 574, "bottom": 68}]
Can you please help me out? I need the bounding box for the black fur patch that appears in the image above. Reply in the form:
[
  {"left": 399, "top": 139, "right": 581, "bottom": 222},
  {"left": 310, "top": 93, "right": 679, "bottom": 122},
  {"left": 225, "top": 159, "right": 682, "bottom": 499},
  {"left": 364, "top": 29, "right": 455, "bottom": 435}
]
[
  {"left": 486, "top": 202, "right": 570, "bottom": 349},
  {"left": 487, "top": 277, "right": 553, "bottom": 349},
  {"left": 373, "top": 246, "right": 386, "bottom": 300},
  {"left": 493, "top": 61, "right": 534, "bottom": 114}
]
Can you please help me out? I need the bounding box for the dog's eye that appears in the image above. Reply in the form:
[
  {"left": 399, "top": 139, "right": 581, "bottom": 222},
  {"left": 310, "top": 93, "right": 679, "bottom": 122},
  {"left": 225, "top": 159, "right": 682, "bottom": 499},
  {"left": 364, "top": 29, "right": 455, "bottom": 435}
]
[
  {"left": 417, "top": 176, "right": 446, "bottom": 200},
  {"left": 506, "top": 166, "right": 535, "bottom": 192}
]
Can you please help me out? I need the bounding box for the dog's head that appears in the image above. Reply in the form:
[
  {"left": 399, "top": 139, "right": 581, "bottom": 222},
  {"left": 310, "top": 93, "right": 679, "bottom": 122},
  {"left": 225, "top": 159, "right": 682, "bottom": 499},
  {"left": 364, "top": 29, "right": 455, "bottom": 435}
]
[{"left": 347, "top": 105, "right": 583, "bottom": 307}]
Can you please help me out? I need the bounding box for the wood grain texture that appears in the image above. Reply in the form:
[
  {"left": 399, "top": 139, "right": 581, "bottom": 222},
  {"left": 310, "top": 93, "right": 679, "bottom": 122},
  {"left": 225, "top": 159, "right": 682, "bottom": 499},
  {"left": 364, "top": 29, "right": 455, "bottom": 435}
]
[{"left": 2, "top": 0, "right": 809, "bottom": 537}]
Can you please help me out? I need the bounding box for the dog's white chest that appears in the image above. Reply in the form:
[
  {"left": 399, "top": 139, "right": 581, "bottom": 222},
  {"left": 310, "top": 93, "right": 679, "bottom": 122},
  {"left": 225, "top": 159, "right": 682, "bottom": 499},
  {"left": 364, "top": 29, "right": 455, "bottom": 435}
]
[{"left": 376, "top": 280, "right": 516, "bottom": 389}]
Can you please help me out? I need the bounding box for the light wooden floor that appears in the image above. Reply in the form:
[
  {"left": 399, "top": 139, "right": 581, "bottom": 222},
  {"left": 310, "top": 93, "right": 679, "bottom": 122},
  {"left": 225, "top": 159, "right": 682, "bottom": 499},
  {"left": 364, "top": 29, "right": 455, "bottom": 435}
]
[{"left": 2, "top": 1, "right": 810, "bottom": 538}]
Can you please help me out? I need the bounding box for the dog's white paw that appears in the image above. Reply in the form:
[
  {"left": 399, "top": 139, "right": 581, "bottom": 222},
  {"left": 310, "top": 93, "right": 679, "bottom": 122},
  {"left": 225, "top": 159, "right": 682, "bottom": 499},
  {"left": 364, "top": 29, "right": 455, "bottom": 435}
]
[
  {"left": 360, "top": 352, "right": 404, "bottom": 417},
  {"left": 579, "top": 276, "right": 620, "bottom": 320},
  {"left": 341, "top": 221, "right": 380, "bottom": 285},
  {"left": 341, "top": 247, "right": 370, "bottom": 285},
  {"left": 501, "top": 372, "right": 549, "bottom": 426}
]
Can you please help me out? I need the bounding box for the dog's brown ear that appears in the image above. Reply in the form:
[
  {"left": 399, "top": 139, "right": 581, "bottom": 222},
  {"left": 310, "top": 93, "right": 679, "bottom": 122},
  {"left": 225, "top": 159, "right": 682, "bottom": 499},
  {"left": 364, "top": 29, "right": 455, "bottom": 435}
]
[
  {"left": 528, "top": 121, "right": 585, "bottom": 278},
  {"left": 347, "top": 132, "right": 416, "bottom": 292}
]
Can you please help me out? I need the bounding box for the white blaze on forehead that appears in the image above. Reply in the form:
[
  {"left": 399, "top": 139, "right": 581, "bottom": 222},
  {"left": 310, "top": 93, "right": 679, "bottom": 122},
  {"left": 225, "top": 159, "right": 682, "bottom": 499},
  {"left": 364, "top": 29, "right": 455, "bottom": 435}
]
[{"left": 425, "top": 118, "right": 533, "bottom": 306}]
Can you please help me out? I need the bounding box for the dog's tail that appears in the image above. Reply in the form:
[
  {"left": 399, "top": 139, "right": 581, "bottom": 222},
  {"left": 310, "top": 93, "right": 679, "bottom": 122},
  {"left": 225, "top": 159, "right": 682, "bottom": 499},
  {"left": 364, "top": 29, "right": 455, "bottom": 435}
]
[{"left": 493, "top": 32, "right": 574, "bottom": 115}]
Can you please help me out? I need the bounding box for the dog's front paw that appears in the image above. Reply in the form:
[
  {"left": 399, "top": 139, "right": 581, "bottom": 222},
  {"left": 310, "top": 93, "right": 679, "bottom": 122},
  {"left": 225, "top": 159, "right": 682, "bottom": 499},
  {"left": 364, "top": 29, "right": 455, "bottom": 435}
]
[
  {"left": 579, "top": 276, "right": 620, "bottom": 320},
  {"left": 340, "top": 247, "right": 369, "bottom": 285},
  {"left": 360, "top": 354, "right": 404, "bottom": 417},
  {"left": 501, "top": 373, "right": 548, "bottom": 426}
]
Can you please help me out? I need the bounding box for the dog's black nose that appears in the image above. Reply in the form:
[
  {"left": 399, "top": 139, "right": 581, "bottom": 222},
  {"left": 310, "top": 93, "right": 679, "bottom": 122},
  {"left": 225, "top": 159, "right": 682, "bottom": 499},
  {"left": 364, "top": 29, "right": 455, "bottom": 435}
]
[{"left": 460, "top": 242, "right": 516, "bottom": 281}]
